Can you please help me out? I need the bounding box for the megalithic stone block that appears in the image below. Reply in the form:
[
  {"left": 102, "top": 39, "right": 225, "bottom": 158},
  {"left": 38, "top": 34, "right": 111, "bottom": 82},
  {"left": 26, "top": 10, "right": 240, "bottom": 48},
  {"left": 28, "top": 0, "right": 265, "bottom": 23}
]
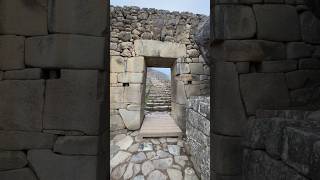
[
  {"left": 119, "top": 109, "right": 142, "bottom": 130},
  {"left": 25, "top": 34, "right": 105, "bottom": 69},
  {"left": 0, "top": 0, "right": 48, "bottom": 35},
  {"left": 48, "top": 0, "right": 107, "bottom": 36},
  {"left": 0, "top": 36, "right": 25, "bottom": 70}
]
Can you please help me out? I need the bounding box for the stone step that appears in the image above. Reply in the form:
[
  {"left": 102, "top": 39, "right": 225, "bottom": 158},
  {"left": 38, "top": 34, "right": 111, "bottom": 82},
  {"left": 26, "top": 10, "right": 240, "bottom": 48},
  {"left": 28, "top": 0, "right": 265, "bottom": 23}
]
[
  {"left": 147, "top": 100, "right": 171, "bottom": 103},
  {"left": 146, "top": 103, "right": 171, "bottom": 107},
  {"left": 145, "top": 106, "right": 171, "bottom": 111}
]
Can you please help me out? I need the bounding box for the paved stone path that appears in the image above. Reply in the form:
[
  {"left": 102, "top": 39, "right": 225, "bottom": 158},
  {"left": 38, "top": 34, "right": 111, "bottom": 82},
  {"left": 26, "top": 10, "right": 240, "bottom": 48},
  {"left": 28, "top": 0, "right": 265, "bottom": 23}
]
[{"left": 110, "top": 130, "right": 199, "bottom": 180}]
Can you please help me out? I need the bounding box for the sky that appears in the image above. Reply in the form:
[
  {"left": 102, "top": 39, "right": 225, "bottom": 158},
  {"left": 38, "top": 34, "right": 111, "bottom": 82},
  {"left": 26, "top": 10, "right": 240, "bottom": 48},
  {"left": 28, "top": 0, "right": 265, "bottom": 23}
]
[{"left": 111, "top": 0, "right": 210, "bottom": 15}]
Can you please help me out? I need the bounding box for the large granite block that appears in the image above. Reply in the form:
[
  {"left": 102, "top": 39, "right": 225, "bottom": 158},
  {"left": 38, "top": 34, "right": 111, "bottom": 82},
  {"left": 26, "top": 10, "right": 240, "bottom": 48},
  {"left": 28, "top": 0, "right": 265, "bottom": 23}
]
[
  {"left": 214, "top": 5, "right": 256, "bottom": 39},
  {"left": 25, "top": 35, "right": 105, "bottom": 69},
  {"left": 240, "top": 73, "right": 290, "bottom": 115},
  {"left": 0, "top": 0, "right": 47, "bottom": 35},
  {"left": 0, "top": 168, "right": 37, "bottom": 180},
  {"left": 254, "top": 5, "right": 301, "bottom": 41},
  {"left": 53, "top": 136, "right": 99, "bottom": 155},
  {"left": 3, "top": 68, "right": 42, "bottom": 80},
  {"left": 0, "top": 36, "right": 25, "bottom": 70},
  {"left": 0, "top": 80, "right": 44, "bottom": 131},
  {"left": 43, "top": 70, "right": 101, "bottom": 135},
  {"left": 48, "top": 0, "right": 107, "bottom": 36},
  {"left": 0, "top": 151, "right": 27, "bottom": 171},
  {"left": 28, "top": 150, "right": 97, "bottom": 180},
  {"left": 300, "top": 11, "right": 320, "bottom": 44},
  {"left": 0, "top": 131, "right": 56, "bottom": 150}
]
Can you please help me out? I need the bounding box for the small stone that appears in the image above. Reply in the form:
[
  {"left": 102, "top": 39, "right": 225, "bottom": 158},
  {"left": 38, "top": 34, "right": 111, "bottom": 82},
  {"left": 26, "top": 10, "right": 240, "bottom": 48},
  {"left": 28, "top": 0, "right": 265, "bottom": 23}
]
[
  {"left": 0, "top": 151, "right": 27, "bottom": 171},
  {"left": 156, "top": 150, "right": 172, "bottom": 158},
  {"left": 177, "top": 140, "right": 184, "bottom": 147},
  {"left": 111, "top": 163, "right": 128, "bottom": 180},
  {"left": 116, "top": 136, "right": 133, "bottom": 150},
  {"left": 168, "top": 145, "right": 180, "bottom": 156},
  {"left": 131, "top": 152, "right": 147, "bottom": 163},
  {"left": 184, "top": 167, "right": 199, "bottom": 180},
  {"left": 135, "top": 135, "right": 144, "bottom": 143},
  {"left": 110, "top": 145, "right": 120, "bottom": 158},
  {"left": 133, "top": 175, "right": 145, "bottom": 180},
  {"left": 142, "top": 160, "right": 155, "bottom": 176},
  {"left": 167, "top": 168, "right": 183, "bottom": 180},
  {"left": 146, "top": 151, "right": 157, "bottom": 159},
  {"left": 150, "top": 139, "right": 160, "bottom": 145},
  {"left": 133, "top": 164, "right": 141, "bottom": 176},
  {"left": 128, "top": 143, "right": 139, "bottom": 153},
  {"left": 147, "top": 170, "right": 167, "bottom": 180},
  {"left": 172, "top": 164, "right": 182, "bottom": 170},
  {"left": 174, "top": 156, "right": 188, "bottom": 167},
  {"left": 111, "top": 151, "right": 132, "bottom": 168},
  {"left": 130, "top": 131, "right": 139, "bottom": 137},
  {"left": 167, "top": 138, "right": 178, "bottom": 143},
  {"left": 152, "top": 158, "right": 173, "bottom": 169},
  {"left": 159, "top": 138, "right": 166, "bottom": 144}
]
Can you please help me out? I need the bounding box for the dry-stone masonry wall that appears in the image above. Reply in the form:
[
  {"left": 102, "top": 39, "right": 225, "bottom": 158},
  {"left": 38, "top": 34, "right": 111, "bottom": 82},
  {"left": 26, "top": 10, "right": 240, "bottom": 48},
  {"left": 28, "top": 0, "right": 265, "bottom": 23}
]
[
  {"left": 110, "top": 6, "right": 210, "bottom": 133},
  {"left": 186, "top": 96, "right": 210, "bottom": 180},
  {"left": 209, "top": 0, "right": 320, "bottom": 179},
  {"left": 0, "top": 0, "right": 107, "bottom": 179}
]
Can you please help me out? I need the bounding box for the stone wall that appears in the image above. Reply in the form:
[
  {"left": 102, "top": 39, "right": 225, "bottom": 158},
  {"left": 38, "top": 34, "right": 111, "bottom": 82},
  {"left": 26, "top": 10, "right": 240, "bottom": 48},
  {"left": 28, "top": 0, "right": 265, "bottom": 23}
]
[
  {"left": 244, "top": 110, "right": 320, "bottom": 180},
  {"left": 209, "top": 0, "right": 320, "bottom": 179},
  {"left": 110, "top": 6, "right": 210, "bottom": 133},
  {"left": 0, "top": 0, "right": 107, "bottom": 179},
  {"left": 186, "top": 96, "right": 210, "bottom": 180}
]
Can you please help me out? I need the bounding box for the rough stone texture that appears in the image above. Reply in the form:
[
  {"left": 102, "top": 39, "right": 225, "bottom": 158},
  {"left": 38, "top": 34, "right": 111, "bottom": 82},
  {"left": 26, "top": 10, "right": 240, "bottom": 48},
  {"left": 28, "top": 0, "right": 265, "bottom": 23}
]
[
  {"left": 3, "top": 68, "right": 42, "bottom": 80},
  {"left": 211, "top": 40, "right": 264, "bottom": 62},
  {"left": 0, "top": 131, "right": 56, "bottom": 150},
  {"left": 0, "top": 168, "right": 37, "bottom": 180},
  {"left": 53, "top": 136, "right": 98, "bottom": 155},
  {"left": 244, "top": 150, "right": 308, "bottom": 180},
  {"left": 253, "top": 5, "right": 301, "bottom": 41},
  {"left": 111, "top": 151, "right": 132, "bottom": 168},
  {"left": 214, "top": 5, "right": 256, "bottom": 39},
  {"left": 240, "top": 73, "right": 290, "bottom": 115},
  {"left": 134, "top": 40, "right": 187, "bottom": 58},
  {"left": 299, "top": 58, "right": 320, "bottom": 69},
  {"left": 147, "top": 170, "right": 167, "bottom": 180},
  {"left": 287, "top": 42, "right": 313, "bottom": 59},
  {"left": 286, "top": 70, "right": 320, "bottom": 90},
  {"left": 43, "top": 70, "right": 101, "bottom": 135},
  {"left": 26, "top": 34, "right": 105, "bottom": 69},
  {"left": 28, "top": 150, "right": 97, "bottom": 180},
  {"left": 256, "top": 60, "right": 297, "bottom": 73},
  {"left": 0, "top": 151, "right": 27, "bottom": 171},
  {"left": 255, "top": 40, "right": 286, "bottom": 60},
  {"left": 0, "top": 80, "right": 44, "bottom": 131},
  {"left": 48, "top": 0, "right": 107, "bottom": 36},
  {"left": 214, "top": 62, "right": 247, "bottom": 135},
  {"left": 119, "top": 109, "right": 142, "bottom": 130},
  {"left": 300, "top": 11, "right": 320, "bottom": 44},
  {"left": 0, "top": 0, "right": 48, "bottom": 35}
]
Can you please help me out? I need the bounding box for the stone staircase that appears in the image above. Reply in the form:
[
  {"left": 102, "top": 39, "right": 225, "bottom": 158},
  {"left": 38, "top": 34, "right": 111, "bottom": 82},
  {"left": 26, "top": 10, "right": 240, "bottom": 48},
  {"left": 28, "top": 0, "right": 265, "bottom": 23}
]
[{"left": 145, "top": 78, "right": 172, "bottom": 112}]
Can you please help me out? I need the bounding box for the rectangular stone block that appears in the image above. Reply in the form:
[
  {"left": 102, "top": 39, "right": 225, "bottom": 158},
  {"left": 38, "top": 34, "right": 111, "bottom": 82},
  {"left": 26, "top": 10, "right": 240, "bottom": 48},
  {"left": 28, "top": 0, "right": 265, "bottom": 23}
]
[
  {"left": 124, "top": 84, "right": 143, "bottom": 104},
  {"left": 287, "top": 42, "right": 313, "bottom": 59},
  {"left": 299, "top": 58, "right": 320, "bottom": 69},
  {"left": 43, "top": 70, "right": 101, "bottom": 135},
  {"left": 0, "top": 36, "right": 25, "bottom": 70},
  {"left": 0, "top": 0, "right": 47, "bottom": 35},
  {"left": 117, "top": 73, "right": 144, "bottom": 83},
  {"left": 111, "top": 56, "right": 125, "bottom": 73},
  {"left": 3, "top": 68, "right": 42, "bottom": 80},
  {"left": 26, "top": 34, "right": 105, "bottom": 69},
  {"left": 256, "top": 60, "right": 297, "bottom": 73},
  {"left": 28, "top": 150, "right": 97, "bottom": 180},
  {"left": 240, "top": 73, "right": 290, "bottom": 115},
  {"left": 0, "top": 80, "right": 44, "bottom": 131},
  {"left": 254, "top": 5, "right": 301, "bottom": 41},
  {"left": 0, "top": 151, "right": 27, "bottom": 171},
  {"left": 48, "top": 0, "right": 107, "bottom": 36},
  {"left": 0, "top": 168, "right": 37, "bottom": 180},
  {"left": 126, "top": 57, "right": 145, "bottom": 73},
  {"left": 53, "top": 136, "right": 99, "bottom": 155},
  {"left": 0, "top": 131, "right": 56, "bottom": 150},
  {"left": 300, "top": 11, "right": 320, "bottom": 44},
  {"left": 286, "top": 70, "right": 320, "bottom": 89},
  {"left": 134, "top": 40, "right": 186, "bottom": 58}
]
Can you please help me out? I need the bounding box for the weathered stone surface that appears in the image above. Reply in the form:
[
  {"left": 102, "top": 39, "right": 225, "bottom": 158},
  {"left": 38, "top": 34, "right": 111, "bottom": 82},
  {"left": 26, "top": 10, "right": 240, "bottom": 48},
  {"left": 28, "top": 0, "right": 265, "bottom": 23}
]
[
  {"left": 214, "top": 5, "right": 256, "bottom": 39},
  {"left": 127, "top": 57, "right": 145, "bottom": 73},
  {"left": 124, "top": 84, "right": 143, "bottom": 104},
  {"left": 214, "top": 62, "right": 247, "bottom": 136},
  {"left": 0, "top": 80, "right": 44, "bottom": 131},
  {"left": 167, "top": 168, "right": 183, "bottom": 180},
  {"left": 142, "top": 160, "right": 155, "bottom": 176},
  {"left": 118, "top": 73, "right": 144, "bottom": 83},
  {"left": 116, "top": 136, "right": 133, "bottom": 150},
  {"left": 240, "top": 73, "right": 290, "bottom": 115},
  {"left": 236, "top": 62, "right": 250, "bottom": 74},
  {"left": 0, "top": 0, "right": 47, "bottom": 35},
  {"left": 185, "top": 85, "right": 202, "bottom": 97},
  {"left": 131, "top": 152, "right": 147, "bottom": 163},
  {"left": 0, "top": 168, "right": 37, "bottom": 180},
  {"left": 174, "top": 81, "right": 187, "bottom": 104},
  {"left": 26, "top": 34, "right": 105, "bottom": 69},
  {"left": 287, "top": 42, "right": 313, "bottom": 59},
  {"left": 286, "top": 70, "right": 320, "bottom": 89},
  {"left": 300, "top": 11, "right": 320, "bottom": 44},
  {"left": 0, "top": 36, "right": 25, "bottom": 70},
  {"left": 147, "top": 170, "right": 167, "bottom": 180},
  {"left": 111, "top": 114, "right": 125, "bottom": 131},
  {"left": 0, "top": 131, "right": 56, "bottom": 150},
  {"left": 133, "top": 175, "right": 145, "bottom": 180},
  {"left": 111, "top": 163, "right": 127, "bottom": 179},
  {"left": 0, "top": 151, "right": 27, "bottom": 171},
  {"left": 28, "top": 150, "right": 97, "bottom": 180},
  {"left": 184, "top": 167, "right": 199, "bottom": 180},
  {"left": 299, "top": 58, "right": 320, "bottom": 69},
  {"left": 211, "top": 40, "right": 264, "bottom": 62},
  {"left": 255, "top": 40, "right": 286, "bottom": 60},
  {"left": 134, "top": 40, "right": 186, "bottom": 58},
  {"left": 282, "top": 127, "right": 320, "bottom": 177},
  {"left": 189, "top": 63, "right": 204, "bottom": 74},
  {"left": 3, "top": 68, "right": 42, "bottom": 80},
  {"left": 111, "top": 151, "right": 132, "bottom": 168},
  {"left": 44, "top": 70, "right": 101, "bottom": 135},
  {"left": 48, "top": 0, "right": 106, "bottom": 36},
  {"left": 152, "top": 158, "right": 173, "bottom": 170},
  {"left": 213, "top": 134, "right": 243, "bottom": 175},
  {"left": 111, "top": 56, "right": 125, "bottom": 73},
  {"left": 168, "top": 145, "right": 180, "bottom": 156},
  {"left": 123, "top": 162, "right": 134, "bottom": 179},
  {"left": 53, "top": 136, "right": 98, "bottom": 155},
  {"left": 243, "top": 150, "right": 308, "bottom": 180},
  {"left": 256, "top": 60, "right": 297, "bottom": 73},
  {"left": 119, "top": 109, "right": 142, "bottom": 130},
  {"left": 253, "top": 5, "right": 301, "bottom": 41}
]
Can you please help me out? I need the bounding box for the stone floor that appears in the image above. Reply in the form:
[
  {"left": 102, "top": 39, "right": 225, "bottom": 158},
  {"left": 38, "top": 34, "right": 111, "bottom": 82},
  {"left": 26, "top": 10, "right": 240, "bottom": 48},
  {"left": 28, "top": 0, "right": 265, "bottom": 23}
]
[{"left": 110, "top": 130, "right": 199, "bottom": 180}]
